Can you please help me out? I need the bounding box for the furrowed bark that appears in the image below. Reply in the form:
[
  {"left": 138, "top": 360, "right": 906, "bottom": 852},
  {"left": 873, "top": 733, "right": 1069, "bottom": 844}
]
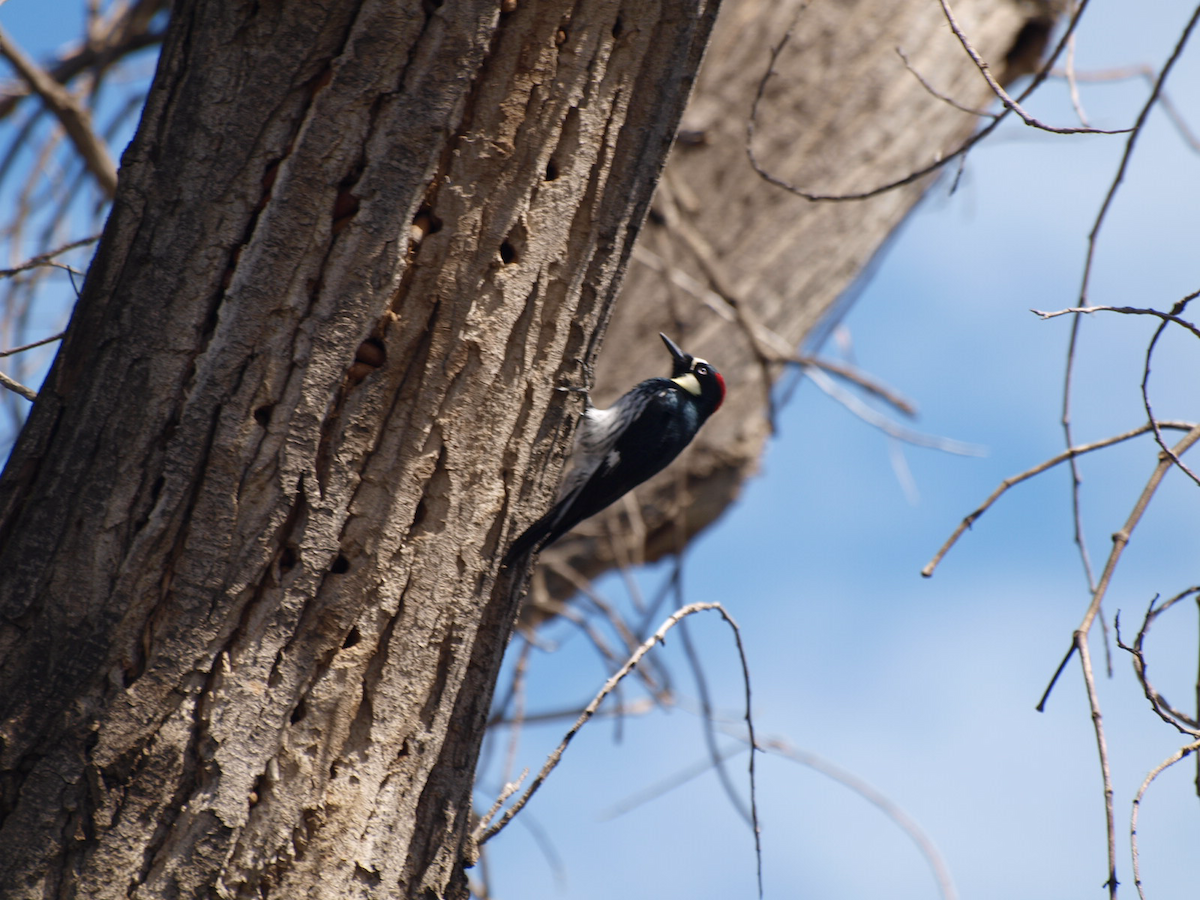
[{"left": 0, "top": 1, "right": 719, "bottom": 897}]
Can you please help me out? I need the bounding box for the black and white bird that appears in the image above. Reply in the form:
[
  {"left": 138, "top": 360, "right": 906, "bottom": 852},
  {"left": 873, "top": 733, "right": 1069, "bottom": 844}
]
[{"left": 503, "top": 333, "right": 725, "bottom": 567}]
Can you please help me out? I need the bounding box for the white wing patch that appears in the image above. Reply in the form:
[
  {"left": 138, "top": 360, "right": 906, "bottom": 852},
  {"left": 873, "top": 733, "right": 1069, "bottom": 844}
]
[{"left": 555, "top": 389, "right": 651, "bottom": 502}]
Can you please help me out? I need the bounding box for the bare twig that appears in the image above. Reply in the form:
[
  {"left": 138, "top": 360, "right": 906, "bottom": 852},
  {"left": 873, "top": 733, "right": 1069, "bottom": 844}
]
[
  {"left": 1115, "top": 594, "right": 1200, "bottom": 734},
  {"left": 0, "top": 234, "right": 98, "bottom": 279},
  {"left": 1130, "top": 740, "right": 1200, "bottom": 900},
  {"left": 1064, "top": 1, "right": 1089, "bottom": 127},
  {"left": 0, "top": 330, "right": 64, "bottom": 359},
  {"left": 668, "top": 556, "right": 754, "bottom": 827},
  {"left": 0, "top": 25, "right": 118, "bottom": 197},
  {"left": 0, "top": 0, "right": 166, "bottom": 121},
  {"left": 1076, "top": 634, "right": 1118, "bottom": 899},
  {"left": 1059, "top": 3, "right": 1200, "bottom": 595},
  {"left": 923, "top": 421, "right": 1198, "bottom": 577},
  {"left": 1050, "top": 64, "right": 1200, "bottom": 153},
  {"left": 806, "top": 366, "right": 985, "bottom": 456},
  {"left": 1139, "top": 293, "right": 1200, "bottom": 489},
  {"left": 476, "top": 601, "right": 763, "bottom": 894},
  {"left": 895, "top": 46, "right": 997, "bottom": 118},
  {"left": 0, "top": 367, "right": 36, "bottom": 401},
  {"left": 1077, "top": 424, "right": 1200, "bottom": 639},
  {"left": 793, "top": 355, "right": 917, "bottom": 417},
  {"left": 936, "top": 0, "right": 1129, "bottom": 135},
  {"left": 1033, "top": 302, "right": 1200, "bottom": 341},
  {"left": 500, "top": 641, "right": 533, "bottom": 785},
  {"left": 757, "top": 736, "right": 959, "bottom": 900},
  {"left": 747, "top": 0, "right": 1097, "bottom": 202}
]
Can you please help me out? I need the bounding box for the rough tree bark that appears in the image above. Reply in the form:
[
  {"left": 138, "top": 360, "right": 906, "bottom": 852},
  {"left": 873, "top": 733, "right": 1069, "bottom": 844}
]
[
  {"left": 0, "top": 1, "right": 719, "bottom": 897},
  {"left": 529, "top": 0, "right": 1057, "bottom": 607}
]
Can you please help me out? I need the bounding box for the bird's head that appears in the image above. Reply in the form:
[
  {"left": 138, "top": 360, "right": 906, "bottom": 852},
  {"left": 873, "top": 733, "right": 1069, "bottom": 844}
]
[{"left": 660, "top": 333, "right": 725, "bottom": 414}]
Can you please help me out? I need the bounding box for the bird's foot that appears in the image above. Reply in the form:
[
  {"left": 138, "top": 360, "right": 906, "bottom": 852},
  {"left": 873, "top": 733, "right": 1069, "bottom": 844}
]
[{"left": 554, "top": 383, "right": 591, "bottom": 407}]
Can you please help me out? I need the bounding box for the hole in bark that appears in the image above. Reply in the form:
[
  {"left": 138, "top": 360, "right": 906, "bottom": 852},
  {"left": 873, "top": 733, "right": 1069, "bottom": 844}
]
[
  {"left": 332, "top": 189, "right": 360, "bottom": 234},
  {"left": 290, "top": 698, "right": 308, "bottom": 724},
  {"left": 254, "top": 405, "right": 273, "bottom": 427},
  {"left": 498, "top": 221, "right": 526, "bottom": 266},
  {"left": 410, "top": 497, "right": 428, "bottom": 531},
  {"left": 280, "top": 544, "right": 298, "bottom": 573},
  {"left": 611, "top": 15, "right": 623, "bottom": 39},
  {"left": 354, "top": 338, "right": 385, "bottom": 368},
  {"left": 545, "top": 158, "right": 559, "bottom": 181},
  {"left": 250, "top": 772, "right": 266, "bottom": 806},
  {"left": 410, "top": 207, "right": 442, "bottom": 247},
  {"left": 330, "top": 554, "right": 350, "bottom": 574},
  {"left": 1003, "top": 17, "right": 1053, "bottom": 83},
  {"left": 342, "top": 626, "right": 361, "bottom": 648},
  {"left": 354, "top": 864, "right": 382, "bottom": 888},
  {"left": 415, "top": 205, "right": 442, "bottom": 233}
]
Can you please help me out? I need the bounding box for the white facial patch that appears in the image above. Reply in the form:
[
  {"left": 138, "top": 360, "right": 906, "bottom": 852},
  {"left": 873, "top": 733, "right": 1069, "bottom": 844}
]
[{"left": 671, "top": 371, "right": 702, "bottom": 396}]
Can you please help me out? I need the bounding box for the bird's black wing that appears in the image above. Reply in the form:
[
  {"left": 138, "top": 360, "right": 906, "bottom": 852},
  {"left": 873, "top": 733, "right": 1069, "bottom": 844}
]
[{"left": 502, "top": 383, "right": 697, "bottom": 566}]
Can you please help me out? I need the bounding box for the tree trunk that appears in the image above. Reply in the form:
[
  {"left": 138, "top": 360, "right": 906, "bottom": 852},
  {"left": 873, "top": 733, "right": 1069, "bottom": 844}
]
[{"left": 0, "top": 1, "right": 718, "bottom": 897}]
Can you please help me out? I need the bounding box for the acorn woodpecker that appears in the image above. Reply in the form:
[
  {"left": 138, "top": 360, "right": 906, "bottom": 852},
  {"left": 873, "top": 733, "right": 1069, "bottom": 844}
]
[{"left": 503, "top": 333, "right": 725, "bottom": 567}]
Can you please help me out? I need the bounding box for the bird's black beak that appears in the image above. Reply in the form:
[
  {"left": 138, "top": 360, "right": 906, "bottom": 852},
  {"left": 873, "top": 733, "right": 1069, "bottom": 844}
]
[{"left": 659, "top": 333, "right": 692, "bottom": 377}]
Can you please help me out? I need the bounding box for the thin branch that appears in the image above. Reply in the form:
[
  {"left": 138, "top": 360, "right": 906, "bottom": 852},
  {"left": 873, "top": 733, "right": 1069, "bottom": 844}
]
[
  {"left": 936, "top": 0, "right": 1129, "bottom": 135},
  {"left": 747, "top": 0, "right": 1098, "bottom": 202},
  {"left": 1033, "top": 302, "right": 1200, "bottom": 341},
  {"left": 1064, "top": 1, "right": 1090, "bottom": 127},
  {"left": 500, "top": 641, "right": 533, "bottom": 786},
  {"left": 0, "top": 230, "right": 98, "bottom": 277},
  {"left": 0, "top": 0, "right": 167, "bottom": 121},
  {"left": 1077, "top": 424, "right": 1200, "bottom": 638},
  {"left": 1139, "top": 292, "right": 1200, "bottom": 489},
  {"left": 0, "top": 25, "right": 118, "bottom": 197},
  {"left": 806, "top": 366, "right": 985, "bottom": 456},
  {"left": 633, "top": 239, "right": 920, "bottom": 420},
  {"left": 1130, "top": 740, "right": 1200, "bottom": 900},
  {"left": 756, "top": 735, "right": 959, "bottom": 900},
  {"left": 793, "top": 355, "right": 917, "bottom": 417},
  {"left": 1076, "top": 634, "right": 1118, "bottom": 899},
  {"left": 1050, "top": 64, "right": 1200, "bottom": 153},
  {"left": 923, "top": 421, "right": 1199, "bottom": 577},
  {"left": 670, "top": 558, "right": 754, "bottom": 827},
  {"left": 598, "top": 742, "right": 747, "bottom": 820},
  {"left": 475, "top": 602, "right": 762, "bottom": 895},
  {"left": 1115, "top": 594, "right": 1200, "bottom": 734},
  {"left": 1060, "top": 3, "right": 1200, "bottom": 596},
  {"left": 0, "top": 330, "right": 64, "bottom": 359},
  {"left": 895, "top": 46, "right": 997, "bottom": 118},
  {"left": 1039, "top": 425, "right": 1200, "bottom": 711},
  {"left": 0, "top": 368, "right": 36, "bottom": 401}
]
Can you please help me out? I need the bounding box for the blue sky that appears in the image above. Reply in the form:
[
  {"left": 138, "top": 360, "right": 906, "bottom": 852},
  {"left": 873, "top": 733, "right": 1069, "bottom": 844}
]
[{"left": 2, "top": 2, "right": 1198, "bottom": 898}]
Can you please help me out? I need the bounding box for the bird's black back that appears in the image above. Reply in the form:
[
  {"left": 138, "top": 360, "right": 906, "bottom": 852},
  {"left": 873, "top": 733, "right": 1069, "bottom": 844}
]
[{"left": 534, "top": 378, "right": 702, "bottom": 552}]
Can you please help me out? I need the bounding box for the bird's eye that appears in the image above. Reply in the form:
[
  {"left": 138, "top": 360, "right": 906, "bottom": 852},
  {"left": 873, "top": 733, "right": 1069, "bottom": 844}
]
[{"left": 695, "top": 364, "right": 709, "bottom": 375}]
